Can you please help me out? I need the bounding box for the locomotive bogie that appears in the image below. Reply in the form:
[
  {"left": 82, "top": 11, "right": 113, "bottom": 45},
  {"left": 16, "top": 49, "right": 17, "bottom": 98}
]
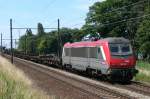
[{"left": 107, "top": 68, "right": 138, "bottom": 81}]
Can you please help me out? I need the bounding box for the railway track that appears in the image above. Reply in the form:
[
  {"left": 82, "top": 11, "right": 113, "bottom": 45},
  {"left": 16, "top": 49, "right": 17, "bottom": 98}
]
[
  {"left": 4, "top": 55, "right": 134, "bottom": 99},
  {"left": 28, "top": 62, "right": 132, "bottom": 99},
  {"left": 64, "top": 66, "right": 150, "bottom": 97},
  {"left": 95, "top": 80, "right": 150, "bottom": 98},
  {"left": 115, "top": 81, "right": 150, "bottom": 96},
  {"left": 65, "top": 70, "right": 150, "bottom": 98},
  {"left": 82, "top": 75, "right": 150, "bottom": 98},
  {"left": 3, "top": 54, "right": 150, "bottom": 98}
]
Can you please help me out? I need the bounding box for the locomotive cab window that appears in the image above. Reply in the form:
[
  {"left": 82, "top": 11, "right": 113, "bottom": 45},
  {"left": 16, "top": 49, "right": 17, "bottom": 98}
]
[
  {"left": 109, "top": 43, "right": 133, "bottom": 58},
  {"left": 110, "top": 44, "right": 119, "bottom": 53},
  {"left": 120, "top": 44, "right": 131, "bottom": 53},
  {"left": 121, "top": 46, "right": 129, "bottom": 52}
]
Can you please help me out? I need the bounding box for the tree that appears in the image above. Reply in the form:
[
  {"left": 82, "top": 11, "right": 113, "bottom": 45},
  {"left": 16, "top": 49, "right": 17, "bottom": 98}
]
[
  {"left": 37, "top": 38, "right": 47, "bottom": 55},
  {"left": 37, "top": 23, "right": 45, "bottom": 36},
  {"left": 26, "top": 29, "right": 33, "bottom": 36},
  {"left": 17, "top": 0, "right": 150, "bottom": 60},
  {"left": 18, "top": 35, "right": 26, "bottom": 52},
  {"left": 135, "top": 7, "right": 150, "bottom": 59},
  {"left": 84, "top": 0, "right": 145, "bottom": 39},
  {"left": 139, "top": 42, "right": 150, "bottom": 59},
  {"left": 18, "top": 29, "right": 36, "bottom": 54}
]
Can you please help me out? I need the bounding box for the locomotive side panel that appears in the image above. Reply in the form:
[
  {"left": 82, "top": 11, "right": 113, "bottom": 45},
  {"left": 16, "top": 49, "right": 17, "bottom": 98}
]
[
  {"left": 88, "top": 45, "right": 109, "bottom": 74},
  {"left": 70, "top": 47, "right": 89, "bottom": 71},
  {"left": 62, "top": 47, "right": 71, "bottom": 66},
  {"left": 62, "top": 42, "right": 110, "bottom": 74},
  {"left": 62, "top": 46, "right": 90, "bottom": 71}
]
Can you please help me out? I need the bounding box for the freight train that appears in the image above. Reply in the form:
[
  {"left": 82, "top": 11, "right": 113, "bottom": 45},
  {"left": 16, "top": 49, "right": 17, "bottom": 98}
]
[
  {"left": 62, "top": 37, "right": 138, "bottom": 81},
  {"left": 3, "top": 37, "right": 138, "bottom": 82}
]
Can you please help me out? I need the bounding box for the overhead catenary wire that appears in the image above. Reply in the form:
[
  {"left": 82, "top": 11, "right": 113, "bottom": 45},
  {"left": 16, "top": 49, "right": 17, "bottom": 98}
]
[
  {"left": 91, "top": 0, "right": 150, "bottom": 22},
  {"left": 70, "top": 22, "right": 85, "bottom": 28},
  {"left": 69, "top": 12, "right": 150, "bottom": 28},
  {"left": 42, "top": 0, "right": 57, "bottom": 13},
  {"left": 106, "top": 0, "right": 149, "bottom": 13},
  {"left": 44, "top": 19, "right": 58, "bottom": 29},
  {"left": 65, "top": 12, "right": 149, "bottom": 29},
  {"left": 12, "top": 27, "right": 57, "bottom": 30},
  {"left": 63, "top": 16, "right": 85, "bottom": 25},
  {"left": 68, "top": 0, "right": 149, "bottom": 29},
  {"left": 87, "top": 0, "right": 150, "bottom": 27},
  {"left": 99, "top": 13, "right": 150, "bottom": 27},
  {"left": 40, "top": 0, "right": 57, "bottom": 24},
  {"left": 28, "top": 0, "right": 57, "bottom": 29},
  {"left": 2, "top": 39, "right": 19, "bottom": 40},
  {"left": 1, "top": 1, "right": 57, "bottom": 51}
]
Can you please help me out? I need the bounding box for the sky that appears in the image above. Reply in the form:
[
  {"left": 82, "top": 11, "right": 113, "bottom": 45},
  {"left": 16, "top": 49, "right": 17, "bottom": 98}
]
[{"left": 0, "top": 0, "right": 105, "bottom": 48}]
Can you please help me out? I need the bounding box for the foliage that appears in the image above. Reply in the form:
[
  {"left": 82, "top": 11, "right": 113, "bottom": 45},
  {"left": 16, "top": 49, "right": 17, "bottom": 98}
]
[
  {"left": 18, "top": 29, "right": 36, "bottom": 54},
  {"left": 135, "top": 6, "right": 150, "bottom": 59},
  {"left": 37, "top": 23, "right": 45, "bottom": 36},
  {"left": 18, "top": 25, "right": 82, "bottom": 55},
  {"left": 84, "top": 0, "right": 146, "bottom": 39},
  {"left": 17, "top": 0, "right": 150, "bottom": 60},
  {"left": 134, "top": 61, "right": 150, "bottom": 83},
  {"left": 139, "top": 42, "right": 150, "bottom": 59},
  {"left": 83, "top": 0, "right": 150, "bottom": 59}
]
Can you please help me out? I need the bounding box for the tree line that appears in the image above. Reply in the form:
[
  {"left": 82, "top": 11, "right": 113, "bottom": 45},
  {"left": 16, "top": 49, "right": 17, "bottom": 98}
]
[
  {"left": 18, "top": 0, "right": 150, "bottom": 59},
  {"left": 18, "top": 23, "right": 83, "bottom": 55}
]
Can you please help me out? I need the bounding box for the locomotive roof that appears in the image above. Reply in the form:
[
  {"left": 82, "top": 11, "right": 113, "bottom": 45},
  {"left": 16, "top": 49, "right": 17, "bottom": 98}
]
[
  {"left": 101, "top": 37, "right": 130, "bottom": 43},
  {"left": 64, "top": 37, "right": 130, "bottom": 47}
]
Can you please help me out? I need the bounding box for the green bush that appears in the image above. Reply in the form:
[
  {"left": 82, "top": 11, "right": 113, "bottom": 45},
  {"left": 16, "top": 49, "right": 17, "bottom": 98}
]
[
  {"left": 139, "top": 42, "right": 150, "bottom": 60},
  {"left": 134, "top": 61, "right": 150, "bottom": 83}
]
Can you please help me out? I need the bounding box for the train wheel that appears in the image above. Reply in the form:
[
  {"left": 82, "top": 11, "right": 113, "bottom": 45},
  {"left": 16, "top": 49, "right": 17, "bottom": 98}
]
[
  {"left": 65, "top": 64, "right": 72, "bottom": 71},
  {"left": 62, "top": 64, "right": 68, "bottom": 70},
  {"left": 86, "top": 68, "right": 93, "bottom": 77}
]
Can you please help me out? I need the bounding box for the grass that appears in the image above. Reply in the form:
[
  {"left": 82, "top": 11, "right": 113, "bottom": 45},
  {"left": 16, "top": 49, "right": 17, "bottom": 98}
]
[
  {"left": 0, "top": 56, "right": 56, "bottom": 99},
  {"left": 134, "top": 60, "right": 150, "bottom": 83}
]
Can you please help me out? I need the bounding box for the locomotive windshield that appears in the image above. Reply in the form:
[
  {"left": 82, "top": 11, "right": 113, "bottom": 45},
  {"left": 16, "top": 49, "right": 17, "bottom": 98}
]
[
  {"left": 110, "top": 45, "right": 119, "bottom": 53},
  {"left": 121, "top": 45, "right": 130, "bottom": 52},
  {"left": 109, "top": 43, "right": 132, "bottom": 58}
]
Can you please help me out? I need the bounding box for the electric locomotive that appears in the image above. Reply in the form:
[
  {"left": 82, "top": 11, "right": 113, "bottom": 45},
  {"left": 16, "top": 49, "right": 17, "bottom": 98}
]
[{"left": 62, "top": 37, "right": 138, "bottom": 81}]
